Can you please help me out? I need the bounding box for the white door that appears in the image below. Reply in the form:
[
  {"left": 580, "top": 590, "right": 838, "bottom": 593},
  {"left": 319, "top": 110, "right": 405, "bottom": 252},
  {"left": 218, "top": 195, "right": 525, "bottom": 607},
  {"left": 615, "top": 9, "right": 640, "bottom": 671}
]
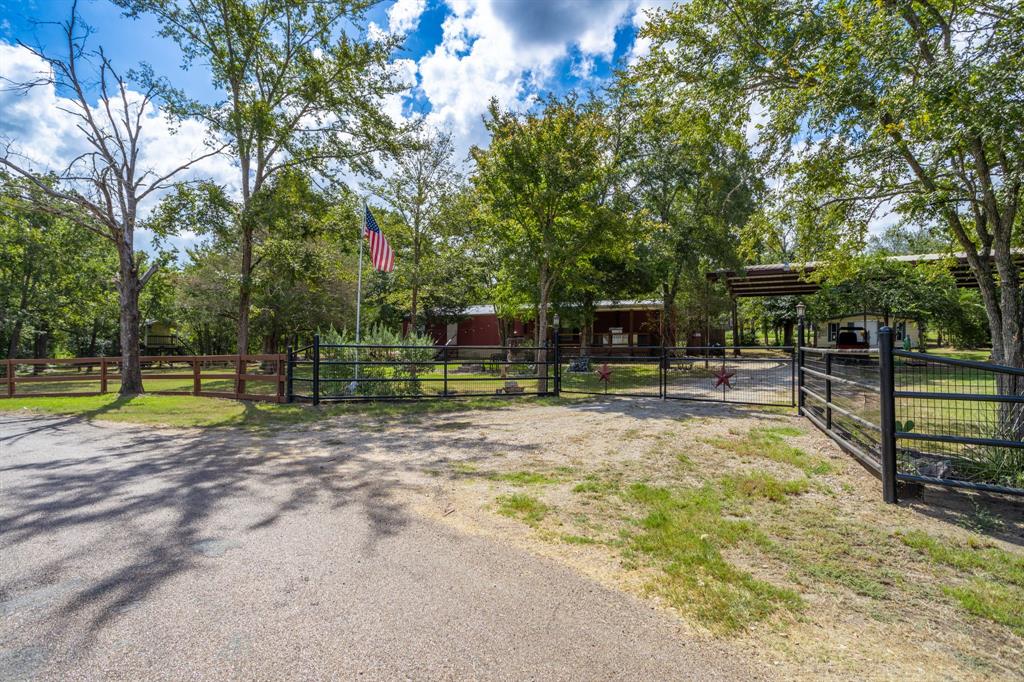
[
  {"left": 446, "top": 322, "right": 458, "bottom": 344},
  {"left": 866, "top": 320, "right": 878, "bottom": 346}
]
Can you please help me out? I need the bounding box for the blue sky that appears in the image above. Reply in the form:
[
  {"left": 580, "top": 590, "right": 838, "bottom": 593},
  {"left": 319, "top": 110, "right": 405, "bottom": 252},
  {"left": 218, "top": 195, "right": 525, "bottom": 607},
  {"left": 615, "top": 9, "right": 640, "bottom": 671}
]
[
  {"left": 1, "top": 0, "right": 654, "bottom": 150},
  {"left": 0, "top": 0, "right": 664, "bottom": 254}
]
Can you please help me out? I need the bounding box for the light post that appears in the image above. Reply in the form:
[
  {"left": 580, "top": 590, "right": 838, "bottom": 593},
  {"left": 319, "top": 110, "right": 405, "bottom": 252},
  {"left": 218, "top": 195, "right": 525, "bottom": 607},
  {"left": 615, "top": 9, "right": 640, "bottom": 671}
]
[{"left": 552, "top": 314, "right": 560, "bottom": 396}]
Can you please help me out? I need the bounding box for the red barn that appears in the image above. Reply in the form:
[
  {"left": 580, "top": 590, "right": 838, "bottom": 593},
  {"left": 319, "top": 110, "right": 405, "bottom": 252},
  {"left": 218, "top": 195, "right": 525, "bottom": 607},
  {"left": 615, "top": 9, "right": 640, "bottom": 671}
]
[{"left": 410, "top": 300, "right": 721, "bottom": 357}]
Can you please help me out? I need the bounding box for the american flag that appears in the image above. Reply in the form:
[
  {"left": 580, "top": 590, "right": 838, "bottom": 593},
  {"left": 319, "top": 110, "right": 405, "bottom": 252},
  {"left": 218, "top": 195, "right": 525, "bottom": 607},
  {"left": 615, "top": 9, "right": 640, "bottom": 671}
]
[{"left": 364, "top": 206, "right": 394, "bottom": 272}]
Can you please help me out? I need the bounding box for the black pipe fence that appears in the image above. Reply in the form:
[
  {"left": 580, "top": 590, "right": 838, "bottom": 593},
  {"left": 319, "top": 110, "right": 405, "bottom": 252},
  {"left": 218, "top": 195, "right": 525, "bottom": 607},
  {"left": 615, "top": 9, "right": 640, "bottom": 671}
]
[
  {"left": 798, "top": 326, "right": 1024, "bottom": 501},
  {"left": 289, "top": 336, "right": 556, "bottom": 402},
  {"left": 556, "top": 345, "right": 795, "bottom": 406}
]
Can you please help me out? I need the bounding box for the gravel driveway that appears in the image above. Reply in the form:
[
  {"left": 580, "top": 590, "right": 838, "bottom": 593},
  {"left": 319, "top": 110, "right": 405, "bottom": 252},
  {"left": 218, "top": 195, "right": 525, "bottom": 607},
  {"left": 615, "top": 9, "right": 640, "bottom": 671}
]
[{"left": 0, "top": 409, "right": 762, "bottom": 681}]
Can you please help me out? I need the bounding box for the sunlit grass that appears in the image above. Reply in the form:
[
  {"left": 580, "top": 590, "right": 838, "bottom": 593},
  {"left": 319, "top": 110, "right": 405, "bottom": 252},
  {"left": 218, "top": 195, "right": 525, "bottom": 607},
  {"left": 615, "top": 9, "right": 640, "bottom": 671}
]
[
  {"left": 496, "top": 493, "right": 549, "bottom": 526},
  {"left": 0, "top": 392, "right": 579, "bottom": 429}
]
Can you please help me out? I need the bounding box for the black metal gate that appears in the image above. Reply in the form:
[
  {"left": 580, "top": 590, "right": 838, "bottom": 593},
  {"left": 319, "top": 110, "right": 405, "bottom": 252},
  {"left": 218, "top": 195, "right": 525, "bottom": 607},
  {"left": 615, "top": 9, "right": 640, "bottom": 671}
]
[
  {"left": 287, "top": 336, "right": 556, "bottom": 403},
  {"left": 558, "top": 345, "right": 795, "bottom": 407}
]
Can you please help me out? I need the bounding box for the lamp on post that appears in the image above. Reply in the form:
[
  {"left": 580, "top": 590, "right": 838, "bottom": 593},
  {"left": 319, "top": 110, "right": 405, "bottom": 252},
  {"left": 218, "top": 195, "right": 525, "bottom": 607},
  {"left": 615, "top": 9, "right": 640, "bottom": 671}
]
[
  {"left": 551, "top": 314, "right": 561, "bottom": 396},
  {"left": 796, "top": 302, "right": 806, "bottom": 320}
]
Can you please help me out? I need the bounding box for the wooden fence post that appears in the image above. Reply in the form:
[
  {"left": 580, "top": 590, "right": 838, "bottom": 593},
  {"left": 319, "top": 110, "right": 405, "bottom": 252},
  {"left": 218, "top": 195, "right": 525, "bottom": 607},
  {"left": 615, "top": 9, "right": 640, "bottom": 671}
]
[
  {"left": 100, "top": 358, "right": 108, "bottom": 394},
  {"left": 6, "top": 359, "right": 13, "bottom": 398},
  {"left": 193, "top": 357, "right": 201, "bottom": 396}
]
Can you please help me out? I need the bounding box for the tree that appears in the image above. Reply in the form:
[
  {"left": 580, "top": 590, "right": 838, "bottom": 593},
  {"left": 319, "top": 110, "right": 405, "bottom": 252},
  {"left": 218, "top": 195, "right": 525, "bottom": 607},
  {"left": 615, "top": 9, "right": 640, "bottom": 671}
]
[
  {"left": 148, "top": 175, "right": 359, "bottom": 353},
  {"left": 0, "top": 4, "right": 220, "bottom": 392},
  {"left": 0, "top": 177, "right": 116, "bottom": 359},
  {"left": 120, "top": 0, "right": 411, "bottom": 353},
  {"left": 615, "top": 88, "right": 756, "bottom": 346},
  {"left": 472, "top": 94, "right": 615, "bottom": 375},
  {"left": 369, "top": 130, "right": 460, "bottom": 334},
  {"left": 638, "top": 0, "right": 1023, "bottom": 369}
]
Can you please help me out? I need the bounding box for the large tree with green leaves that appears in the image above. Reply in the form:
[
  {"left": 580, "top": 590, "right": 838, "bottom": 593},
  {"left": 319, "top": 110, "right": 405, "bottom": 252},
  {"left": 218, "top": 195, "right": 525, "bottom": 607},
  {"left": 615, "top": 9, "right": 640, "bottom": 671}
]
[
  {"left": 638, "top": 0, "right": 1023, "bottom": 368},
  {"left": 615, "top": 87, "right": 757, "bottom": 345},
  {"left": 369, "top": 130, "right": 460, "bottom": 333},
  {"left": 0, "top": 177, "right": 116, "bottom": 359},
  {"left": 119, "top": 0, "right": 411, "bottom": 353},
  {"left": 472, "top": 94, "right": 616, "bottom": 373}
]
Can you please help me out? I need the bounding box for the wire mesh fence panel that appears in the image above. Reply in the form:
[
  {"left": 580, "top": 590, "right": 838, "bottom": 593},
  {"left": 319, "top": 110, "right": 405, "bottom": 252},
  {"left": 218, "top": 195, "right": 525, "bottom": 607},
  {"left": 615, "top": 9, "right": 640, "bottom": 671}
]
[
  {"left": 664, "top": 347, "right": 794, "bottom": 406},
  {"left": 292, "top": 344, "right": 555, "bottom": 402},
  {"left": 800, "top": 348, "right": 882, "bottom": 472},
  {"left": 559, "top": 347, "right": 662, "bottom": 397},
  {"left": 893, "top": 351, "right": 1024, "bottom": 492}
]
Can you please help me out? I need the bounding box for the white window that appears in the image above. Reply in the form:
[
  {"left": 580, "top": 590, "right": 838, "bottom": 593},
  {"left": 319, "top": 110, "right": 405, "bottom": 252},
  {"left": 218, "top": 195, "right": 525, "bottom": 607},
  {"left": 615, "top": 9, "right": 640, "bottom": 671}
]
[
  {"left": 895, "top": 322, "right": 906, "bottom": 341},
  {"left": 828, "top": 323, "right": 839, "bottom": 342}
]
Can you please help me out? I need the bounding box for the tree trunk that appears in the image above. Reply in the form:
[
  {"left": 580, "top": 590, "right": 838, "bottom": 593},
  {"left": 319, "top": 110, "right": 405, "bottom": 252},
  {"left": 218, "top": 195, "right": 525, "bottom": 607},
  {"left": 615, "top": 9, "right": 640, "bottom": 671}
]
[
  {"left": 116, "top": 245, "right": 144, "bottom": 395},
  {"left": 783, "top": 320, "right": 794, "bottom": 347},
  {"left": 32, "top": 324, "right": 49, "bottom": 375},
  {"left": 237, "top": 220, "right": 254, "bottom": 355},
  {"left": 7, "top": 320, "right": 22, "bottom": 360},
  {"left": 536, "top": 265, "right": 551, "bottom": 391},
  {"left": 7, "top": 267, "right": 32, "bottom": 359}
]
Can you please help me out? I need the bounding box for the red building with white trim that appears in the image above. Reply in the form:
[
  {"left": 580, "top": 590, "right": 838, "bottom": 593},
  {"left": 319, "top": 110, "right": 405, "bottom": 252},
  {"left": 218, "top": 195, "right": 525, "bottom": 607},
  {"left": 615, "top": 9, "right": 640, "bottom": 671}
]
[{"left": 414, "top": 301, "right": 724, "bottom": 356}]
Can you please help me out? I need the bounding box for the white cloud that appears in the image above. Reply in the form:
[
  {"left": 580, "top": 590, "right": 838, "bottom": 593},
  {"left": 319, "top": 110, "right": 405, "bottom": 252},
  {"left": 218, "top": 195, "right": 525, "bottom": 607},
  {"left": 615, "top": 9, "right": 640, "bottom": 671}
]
[
  {"left": 625, "top": 0, "right": 673, "bottom": 65},
  {"left": 409, "top": 0, "right": 641, "bottom": 158},
  {"left": 388, "top": 0, "right": 428, "bottom": 34},
  {"left": 0, "top": 42, "right": 237, "bottom": 246}
]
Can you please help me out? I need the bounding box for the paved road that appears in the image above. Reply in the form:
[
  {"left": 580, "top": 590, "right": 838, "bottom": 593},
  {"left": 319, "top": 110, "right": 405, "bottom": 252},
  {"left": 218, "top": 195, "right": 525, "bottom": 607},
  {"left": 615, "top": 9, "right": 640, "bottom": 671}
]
[{"left": 0, "top": 412, "right": 761, "bottom": 681}]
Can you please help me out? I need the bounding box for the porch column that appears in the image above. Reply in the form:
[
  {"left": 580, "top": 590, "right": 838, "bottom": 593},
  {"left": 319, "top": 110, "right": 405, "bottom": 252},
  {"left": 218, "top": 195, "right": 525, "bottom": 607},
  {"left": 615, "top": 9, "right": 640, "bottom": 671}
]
[
  {"left": 731, "top": 299, "right": 740, "bottom": 356},
  {"left": 628, "top": 309, "right": 634, "bottom": 353}
]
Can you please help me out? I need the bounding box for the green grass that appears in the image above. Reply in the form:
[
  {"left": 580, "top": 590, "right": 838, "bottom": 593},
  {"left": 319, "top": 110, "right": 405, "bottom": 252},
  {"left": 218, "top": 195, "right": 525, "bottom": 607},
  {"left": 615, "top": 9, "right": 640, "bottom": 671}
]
[
  {"left": 572, "top": 474, "right": 621, "bottom": 495},
  {"left": 702, "top": 425, "right": 833, "bottom": 476},
  {"left": 623, "top": 482, "right": 802, "bottom": 633},
  {"left": 496, "top": 494, "right": 549, "bottom": 525},
  {"left": 560, "top": 533, "right": 599, "bottom": 545},
  {"left": 720, "top": 472, "right": 810, "bottom": 503},
  {"left": 0, "top": 392, "right": 573, "bottom": 429},
  {"left": 944, "top": 582, "right": 1024, "bottom": 636},
  {"left": 905, "top": 521, "right": 1024, "bottom": 634},
  {"left": 491, "top": 471, "right": 561, "bottom": 486},
  {"left": 897, "top": 530, "right": 1024, "bottom": 586}
]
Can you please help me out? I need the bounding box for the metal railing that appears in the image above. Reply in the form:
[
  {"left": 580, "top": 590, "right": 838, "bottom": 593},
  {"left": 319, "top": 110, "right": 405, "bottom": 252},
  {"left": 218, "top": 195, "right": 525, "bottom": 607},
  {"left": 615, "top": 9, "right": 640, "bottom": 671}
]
[
  {"left": 288, "top": 335, "right": 556, "bottom": 403},
  {"left": 557, "top": 344, "right": 795, "bottom": 406},
  {"left": 797, "top": 323, "right": 1024, "bottom": 502}
]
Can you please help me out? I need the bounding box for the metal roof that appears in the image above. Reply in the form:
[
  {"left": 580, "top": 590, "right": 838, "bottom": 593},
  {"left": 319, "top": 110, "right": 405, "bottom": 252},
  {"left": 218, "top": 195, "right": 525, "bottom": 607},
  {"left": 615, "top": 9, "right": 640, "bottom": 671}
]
[
  {"left": 708, "top": 251, "right": 1024, "bottom": 298},
  {"left": 462, "top": 300, "right": 662, "bottom": 316}
]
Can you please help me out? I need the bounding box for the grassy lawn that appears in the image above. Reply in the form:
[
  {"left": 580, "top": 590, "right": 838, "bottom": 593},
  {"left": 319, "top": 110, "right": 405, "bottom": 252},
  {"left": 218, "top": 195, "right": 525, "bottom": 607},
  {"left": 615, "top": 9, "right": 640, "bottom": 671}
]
[
  {"left": 438, "top": 412, "right": 1024, "bottom": 677},
  {"left": 0, "top": 392, "right": 579, "bottom": 428}
]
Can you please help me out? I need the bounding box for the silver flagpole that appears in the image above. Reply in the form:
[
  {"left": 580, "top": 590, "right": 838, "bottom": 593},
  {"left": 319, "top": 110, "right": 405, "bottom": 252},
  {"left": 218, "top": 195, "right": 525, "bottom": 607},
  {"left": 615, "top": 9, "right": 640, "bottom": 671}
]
[
  {"left": 355, "top": 201, "right": 365, "bottom": 344},
  {"left": 351, "top": 202, "right": 365, "bottom": 394}
]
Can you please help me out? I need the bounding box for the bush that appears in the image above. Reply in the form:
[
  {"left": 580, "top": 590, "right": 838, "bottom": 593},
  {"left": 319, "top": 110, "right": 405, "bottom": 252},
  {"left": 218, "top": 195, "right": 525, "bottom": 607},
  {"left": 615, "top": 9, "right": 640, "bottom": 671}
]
[{"left": 317, "top": 324, "right": 438, "bottom": 398}]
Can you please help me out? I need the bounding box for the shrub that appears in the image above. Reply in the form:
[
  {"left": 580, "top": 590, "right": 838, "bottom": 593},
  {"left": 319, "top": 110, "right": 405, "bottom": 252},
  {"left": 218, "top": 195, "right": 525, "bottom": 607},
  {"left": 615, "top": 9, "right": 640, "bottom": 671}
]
[{"left": 317, "top": 324, "right": 438, "bottom": 398}]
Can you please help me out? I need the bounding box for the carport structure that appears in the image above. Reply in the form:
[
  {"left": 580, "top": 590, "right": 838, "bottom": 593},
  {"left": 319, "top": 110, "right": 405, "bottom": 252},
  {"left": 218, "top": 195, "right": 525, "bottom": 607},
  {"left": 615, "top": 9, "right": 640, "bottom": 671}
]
[{"left": 707, "top": 250, "right": 1024, "bottom": 348}]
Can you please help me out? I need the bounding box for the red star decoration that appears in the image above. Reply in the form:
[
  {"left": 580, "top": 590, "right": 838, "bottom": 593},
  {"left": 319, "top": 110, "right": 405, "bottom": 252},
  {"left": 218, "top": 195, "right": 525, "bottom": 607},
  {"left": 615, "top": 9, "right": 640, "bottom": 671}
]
[
  {"left": 595, "top": 363, "right": 613, "bottom": 385},
  {"left": 713, "top": 365, "right": 736, "bottom": 388}
]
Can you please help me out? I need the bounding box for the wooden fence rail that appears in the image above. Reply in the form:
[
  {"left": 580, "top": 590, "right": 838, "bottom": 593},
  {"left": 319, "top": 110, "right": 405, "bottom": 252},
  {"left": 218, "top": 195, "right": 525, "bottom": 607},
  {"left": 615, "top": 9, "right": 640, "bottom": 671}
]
[{"left": 2, "top": 354, "right": 286, "bottom": 403}]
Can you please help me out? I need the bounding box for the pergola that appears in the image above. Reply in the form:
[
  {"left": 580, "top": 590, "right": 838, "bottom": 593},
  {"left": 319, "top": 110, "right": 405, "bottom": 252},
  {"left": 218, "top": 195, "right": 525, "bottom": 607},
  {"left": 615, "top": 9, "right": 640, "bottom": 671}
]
[
  {"left": 707, "top": 251, "right": 1020, "bottom": 299},
  {"left": 706, "top": 251, "right": 1024, "bottom": 349}
]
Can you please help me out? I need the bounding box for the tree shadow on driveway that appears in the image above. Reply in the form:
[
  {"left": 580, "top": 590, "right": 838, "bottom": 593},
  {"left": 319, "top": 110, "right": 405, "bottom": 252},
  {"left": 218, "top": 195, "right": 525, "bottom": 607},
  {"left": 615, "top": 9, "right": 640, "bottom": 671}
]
[{"left": 0, "top": 411, "right": 527, "bottom": 651}]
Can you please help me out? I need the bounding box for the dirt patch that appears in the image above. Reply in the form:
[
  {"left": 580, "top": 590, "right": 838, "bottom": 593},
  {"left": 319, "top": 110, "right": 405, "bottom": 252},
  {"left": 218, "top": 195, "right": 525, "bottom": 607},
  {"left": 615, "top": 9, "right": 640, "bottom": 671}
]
[{"left": 321, "top": 398, "right": 1024, "bottom": 681}]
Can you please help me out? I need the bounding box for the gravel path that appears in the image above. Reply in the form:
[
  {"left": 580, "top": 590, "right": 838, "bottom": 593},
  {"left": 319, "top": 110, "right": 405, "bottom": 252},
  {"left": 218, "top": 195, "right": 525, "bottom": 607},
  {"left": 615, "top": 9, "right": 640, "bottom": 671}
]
[{"left": 0, "top": 409, "right": 763, "bottom": 681}]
